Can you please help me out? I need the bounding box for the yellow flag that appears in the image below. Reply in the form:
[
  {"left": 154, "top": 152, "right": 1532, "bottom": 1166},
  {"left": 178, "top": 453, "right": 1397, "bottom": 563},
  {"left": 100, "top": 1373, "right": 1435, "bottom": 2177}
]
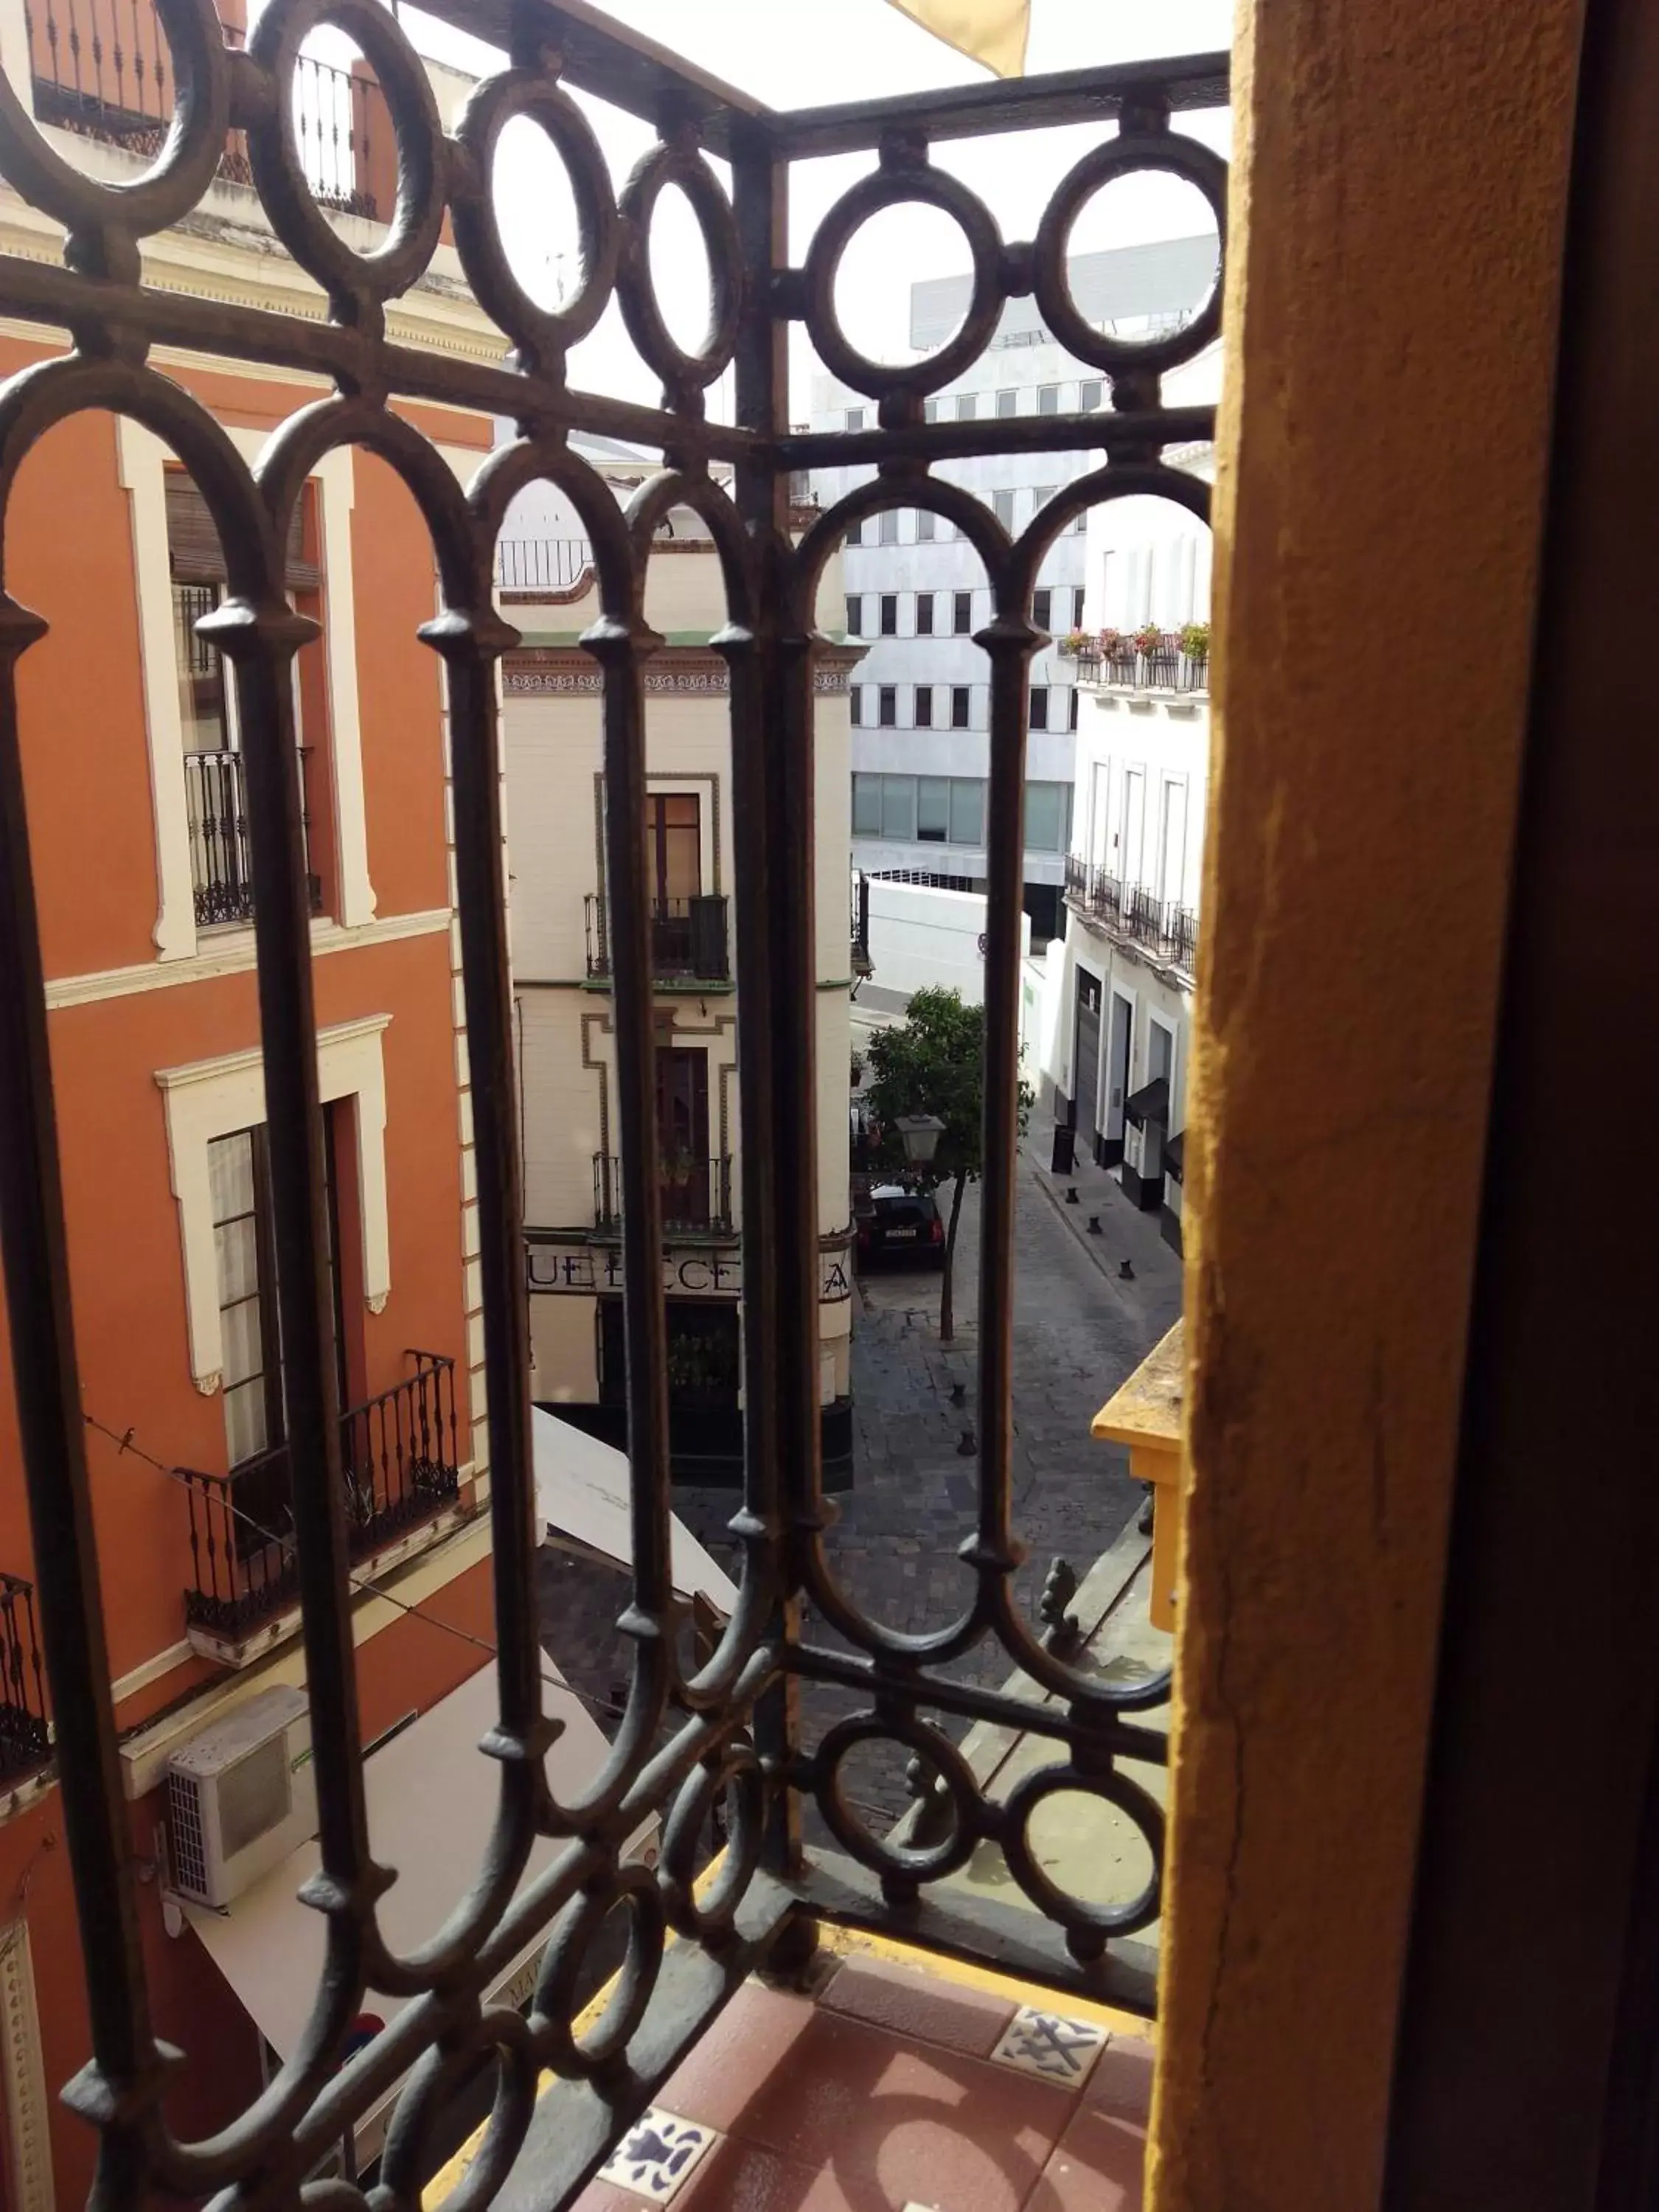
[{"left": 886, "top": 0, "right": 1030, "bottom": 77}]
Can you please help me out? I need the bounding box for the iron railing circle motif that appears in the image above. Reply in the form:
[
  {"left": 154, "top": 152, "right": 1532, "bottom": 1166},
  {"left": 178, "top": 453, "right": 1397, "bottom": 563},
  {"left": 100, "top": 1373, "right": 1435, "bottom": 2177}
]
[
  {"left": 616, "top": 136, "right": 743, "bottom": 398},
  {"left": 246, "top": 0, "right": 448, "bottom": 316},
  {"left": 0, "top": 11, "right": 1223, "bottom": 2202},
  {"left": 801, "top": 156, "right": 1004, "bottom": 400},
  {"left": 0, "top": 0, "right": 231, "bottom": 243},
  {"left": 1033, "top": 131, "right": 1228, "bottom": 375},
  {"left": 451, "top": 67, "right": 621, "bottom": 367}
]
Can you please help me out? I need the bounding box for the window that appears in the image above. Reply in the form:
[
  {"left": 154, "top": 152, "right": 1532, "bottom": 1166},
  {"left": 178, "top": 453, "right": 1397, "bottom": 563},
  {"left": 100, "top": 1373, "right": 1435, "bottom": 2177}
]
[
  {"left": 1073, "top": 509, "right": 1088, "bottom": 533},
  {"left": 996, "top": 389, "right": 1017, "bottom": 418},
  {"left": 852, "top": 773, "right": 881, "bottom": 835},
  {"left": 1080, "top": 378, "right": 1102, "bottom": 411},
  {"left": 878, "top": 508, "right": 899, "bottom": 545},
  {"left": 915, "top": 686, "right": 934, "bottom": 728},
  {"left": 917, "top": 777, "right": 950, "bottom": 842},
  {"left": 917, "top": 593, "right": 934, "bottom": 636},
  {"left": 647, "top": 792, "right": 701, "bottom": 904},
  {"left": 916, "top": 508, "right": 935, "bottom": 542},
  {"left": 951, "top": 686, "right": 972, "bottom": 729},
  {"left": 852, "top": 685, "right": 863, "bottom": 727},
  {"left": 1034, "top": 484, "right": 1056, "bottom": 513},
  {"left": 1037, "top": 384, "right": 1059, "bottom": 414},
  {"left": 846, "top": 406, "right": 865, "bottom": 431},
  {"left": 992, "top": 489, "right": 1016, "bottom": 532},
  {"left": 211, "top": 1127, "right": 281, "bottom": 1470},
  {"left": 880, "top": 594, "right": 898, "bottom": 636},
  {"left": 880, "top": 776, "right": 917, "bottom": 840},
  {"left": 1072, "top": 586, "right": 1087, "bottom": 627},
  {"left": 846, "top": 594, "right": 863, "bottom": 636},
  {"left": 1025, "top": 781, "right": 1071, "bottom": 852},
  {"left": 845, "top": 517, "right": 864, "bottom": 546},
  {"left": 878, "top": 685, "right": 898, "bottom": 726},
  {"left": 950, "top": 779, "right": 986, "bottom": 846},
  {"left": 923, "top": 397, "right": 939, "bottom": 422},
  {"left": 1033, "top": 586, "right": 1053, "bottom": 633},
  {"left": 953, "top": 591, "right": 973, "bottom": 636},
  {"left": 956, "top": 393, "right": 978, "bottom": 421},
  {"left": 1031, "top": 686, "right": 1051, "bottom": 730},
  {"left": 1069, "top": 687, "right": 1079, "bottom": 731}
]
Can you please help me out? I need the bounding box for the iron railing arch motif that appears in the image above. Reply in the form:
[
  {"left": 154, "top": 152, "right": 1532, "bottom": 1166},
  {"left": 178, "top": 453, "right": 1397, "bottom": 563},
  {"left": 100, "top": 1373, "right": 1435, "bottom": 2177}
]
[{"left": 0, "top": 7, "right": 1224, "bottom": 2206}]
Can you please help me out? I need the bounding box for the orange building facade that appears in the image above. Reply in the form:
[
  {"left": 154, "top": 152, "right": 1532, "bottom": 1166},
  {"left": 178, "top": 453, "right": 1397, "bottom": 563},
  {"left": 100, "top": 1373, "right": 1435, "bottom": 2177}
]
[{"left": 0, "top": 26, "right": 506, "bottom": 2197}]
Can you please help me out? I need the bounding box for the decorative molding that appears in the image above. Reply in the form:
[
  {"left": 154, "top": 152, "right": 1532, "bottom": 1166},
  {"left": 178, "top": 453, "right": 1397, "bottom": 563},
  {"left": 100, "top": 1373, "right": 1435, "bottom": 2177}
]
[
  {"left": 366, "top": 1290, "right": 389, "bottom": 1315},
  {"left": 193, "top": 1371, "right": 222, "bottom": 1397},
  {"left": 0, "top": 1919, "right": 54, "bottom": 2212},
  {"left": 504, "top": 661, "right": 854, "bottom": 697},
  {"left": 158, "top": 1015, "right": 392, "bottom": 1388},
  {"left": 111, "top": 1636, "right": 195, "bottom": 1708},
  {"left": 116, "top": 417, "right": 198, "bottom": 964},
  {"left": 44, "top": 906, "right": 451, "bottom": 1010}
]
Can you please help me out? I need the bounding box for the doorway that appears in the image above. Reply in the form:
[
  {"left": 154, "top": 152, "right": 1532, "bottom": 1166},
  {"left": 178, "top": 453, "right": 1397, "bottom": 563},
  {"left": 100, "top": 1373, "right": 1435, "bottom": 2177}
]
[
  {"left": 1103, "top": 990, "right": 1134, "bottom": 1164},
  {"left": 1072, "top": 970, "right": 1102, "bottom": 1155},
  {"left": 655, "top": 1046, "right": 712, "bottom": 1228}
]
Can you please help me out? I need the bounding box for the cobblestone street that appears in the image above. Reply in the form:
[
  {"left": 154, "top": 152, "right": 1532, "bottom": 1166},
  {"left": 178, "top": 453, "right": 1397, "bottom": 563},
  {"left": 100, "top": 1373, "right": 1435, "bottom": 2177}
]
[{"left": 675, "top": 1140, "right": 1183, "bottom": 1831}]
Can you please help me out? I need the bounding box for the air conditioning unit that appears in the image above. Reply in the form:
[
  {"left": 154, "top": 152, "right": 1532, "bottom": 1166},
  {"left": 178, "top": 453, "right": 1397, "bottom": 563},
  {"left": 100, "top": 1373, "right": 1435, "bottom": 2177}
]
[{"left": 167, "top": 1686, "right": 316, "bottom": 1909}]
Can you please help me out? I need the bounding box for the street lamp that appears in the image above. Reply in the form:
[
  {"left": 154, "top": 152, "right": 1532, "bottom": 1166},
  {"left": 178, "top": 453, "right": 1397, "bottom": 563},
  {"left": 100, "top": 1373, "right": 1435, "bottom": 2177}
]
[{"left": 895, "top": 1113, "right": 946, "bottom": 1166}]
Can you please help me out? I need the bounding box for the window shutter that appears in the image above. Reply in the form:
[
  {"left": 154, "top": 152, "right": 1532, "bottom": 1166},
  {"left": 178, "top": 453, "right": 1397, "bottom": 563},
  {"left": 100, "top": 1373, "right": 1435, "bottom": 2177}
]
[{"left": 165, "top": 476, "right": 318, "bottom": 589}]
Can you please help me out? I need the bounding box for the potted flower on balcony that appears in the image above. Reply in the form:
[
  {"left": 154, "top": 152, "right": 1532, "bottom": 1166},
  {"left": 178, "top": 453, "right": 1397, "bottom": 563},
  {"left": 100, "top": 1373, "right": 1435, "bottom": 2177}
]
[
  {"left": 1057, "top": 629, "right": 1093, "bottom": 658},
  {"left": 1180, "top": 620, "right": 1211, "bottom": 663},
  {"left": 1132, "top": 621, "right": 1164, "bottom": 657},
  {"left": 1099, "top": 626, "right": 1131, "bottom": 668}
]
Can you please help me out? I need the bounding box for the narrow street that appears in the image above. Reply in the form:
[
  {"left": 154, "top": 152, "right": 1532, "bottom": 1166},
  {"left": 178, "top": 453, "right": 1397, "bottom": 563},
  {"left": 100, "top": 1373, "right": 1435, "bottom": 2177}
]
[{"left": 677, "top": 1140, "right": 1183, "bottom": 1830}]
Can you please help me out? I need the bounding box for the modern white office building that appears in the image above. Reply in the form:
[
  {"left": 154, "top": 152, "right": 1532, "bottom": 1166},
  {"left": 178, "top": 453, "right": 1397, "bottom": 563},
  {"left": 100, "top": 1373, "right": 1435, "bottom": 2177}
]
[{"left": 809, "top": 234, "right": 1219, "bottom": 948}]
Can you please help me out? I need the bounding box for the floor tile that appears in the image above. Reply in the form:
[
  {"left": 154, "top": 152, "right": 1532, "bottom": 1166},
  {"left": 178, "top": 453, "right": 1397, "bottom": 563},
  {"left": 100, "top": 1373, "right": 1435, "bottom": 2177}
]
[
  {"left": 675, "top": 2136, "right": 820, "bottom": 2212},
  {"left": 656, "top": 1978, "right": 818, "bottom": 2135},
  {"left": 1079, "top": 2038, "right": 1155, "bottom": 2124},
  {"left": 1026, "top": 2107, "right": 1147, "bottom": 2211},
  {"left": 987, "top": 2006, "right": 1107, "bottom": 2087},
  {"left": 818, "top": 1953, "right": 1015, "bottom": 2061},
  {"left": 595, "top": 2108, "right": 715, "bottom": 2204},
  {"left": 723, "top": 2006, "right": 1072, "bottom": 2211}
]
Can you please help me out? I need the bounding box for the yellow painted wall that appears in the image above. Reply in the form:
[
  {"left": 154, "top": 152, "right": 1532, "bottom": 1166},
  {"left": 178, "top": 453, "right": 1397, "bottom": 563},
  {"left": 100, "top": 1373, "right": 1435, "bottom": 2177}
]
[{"left": 1153, "top": 1, "right": 1585, "bottom": 2206}]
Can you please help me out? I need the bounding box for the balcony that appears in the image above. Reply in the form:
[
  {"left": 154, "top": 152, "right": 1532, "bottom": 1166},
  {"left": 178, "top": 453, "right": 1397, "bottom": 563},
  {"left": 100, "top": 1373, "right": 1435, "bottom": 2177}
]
[
  {"left": 183, "top": 747, "right": 324, "bottom": 928},
  {"left": 0, "top": 1573, "right": 50, "bottom": 1792},
  {"left": 594, "top": 1152, "right": 734, "bottom": 1236},
  {"left": 495, "top": 536, "right": 595, "bottom": 593},
  {"left": 180, "top": 1353, "right": 460, "bottom": 1659},
  {"left": 27, "top": 0, "right": 391, "bottom": 215},
  {"left": 1064, "top": 858, "right": 1200, "bottom": 974},
  {"left": 1072, "top": 633, "right": 1210, "bottom": 695},
  {"left": 584, "top": 893, "right": 731, "bottom": 984}
]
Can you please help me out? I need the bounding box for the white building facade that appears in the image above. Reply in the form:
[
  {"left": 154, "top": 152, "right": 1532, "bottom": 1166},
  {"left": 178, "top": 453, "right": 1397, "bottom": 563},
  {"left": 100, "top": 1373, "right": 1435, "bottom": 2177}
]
[
  {"left": 500, "top": 453, "right": 858, "bottom": 1484},
  {"left": 810, "top": 234, "right": 1218, "bottom": 948}
]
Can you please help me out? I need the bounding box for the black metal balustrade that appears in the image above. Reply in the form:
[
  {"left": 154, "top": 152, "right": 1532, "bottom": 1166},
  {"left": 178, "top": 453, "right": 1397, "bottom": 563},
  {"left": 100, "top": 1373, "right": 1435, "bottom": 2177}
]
[
  {"left": 495, "top": 535, "right": 595, "bottom": 591},
  {"left": 0, "top": 8, "right": 1223, "bottom": 2205},
  {"left": 852, "top": 867, "right": 873, "bottom": 976},
  {"left": 1074, "top": 639, "right": 1210, "bottom": 692},
  {"left": 1065, "top": 860, "right": 1200, "bottom": 970},
  {"left": 594, "top": 1152, "right": 734, "bottom": 1235},
  {"left": 181, "top": 1353, "right": 460, "bottom": 1639},
  {"left": 25, "top": 0, "right": 254, "bottom": 181},
  {"left": 183, "top": 745, "right": 323, "bottom": 925},
  {"left": 0, "top": 1573, "right": 49, "bottom": 1790},
  {"left": 585, "top": 891, "right": 730, "bottom": 981}
]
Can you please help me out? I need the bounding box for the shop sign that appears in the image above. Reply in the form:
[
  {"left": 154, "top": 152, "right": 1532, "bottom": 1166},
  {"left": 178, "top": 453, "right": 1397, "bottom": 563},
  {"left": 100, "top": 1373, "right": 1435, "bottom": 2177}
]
[{"left": 528, "top": 1242, "right": 852, "bottom": 1304}]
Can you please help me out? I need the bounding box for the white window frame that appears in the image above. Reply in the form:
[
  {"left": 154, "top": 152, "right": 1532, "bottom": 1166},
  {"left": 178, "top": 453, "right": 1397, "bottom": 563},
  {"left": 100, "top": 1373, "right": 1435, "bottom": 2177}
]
[
  {"left": 117, "top": 422, "right": 376, "bottom": 962},
  {"left": 157, "top": 1015, "right": 392, "bottom": 1394}
]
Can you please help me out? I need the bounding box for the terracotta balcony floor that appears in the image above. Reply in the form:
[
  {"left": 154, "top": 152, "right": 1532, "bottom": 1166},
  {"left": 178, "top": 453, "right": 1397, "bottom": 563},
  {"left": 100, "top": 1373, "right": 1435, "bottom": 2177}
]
[{"left": 574, "top": 1945, "right": 1154, "bottom": 2212}]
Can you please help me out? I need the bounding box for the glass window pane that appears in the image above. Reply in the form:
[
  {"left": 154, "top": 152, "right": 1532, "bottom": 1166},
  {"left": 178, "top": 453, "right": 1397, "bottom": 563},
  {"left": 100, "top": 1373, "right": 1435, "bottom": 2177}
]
[
  {"left": 923, "top": 397, "right": 939, "bottom": 422},
  {"left": 1033, "top": 588, "right": 1051, "bottom": 632},
  {"left": 879, "top": 686, "right": 897, "bottom": 726},
  {"left": 996, "top": 389, "right": 1016, "bottom": 418},
  {"left": 852, "top": 775, "right": 881, "bottom": 835},
  {"left": 223, "top": 1377, "right": 269, "bottom": 1467},
  {"left": 915, "top": 509, "right": 934, "bottom": 541},
  {"left": 846, "top": 595, "right": 862, "bottom": 635},
  {"left": 221, "top": 1295, "right": 266, "bottom": 1390},
  {"left": 1034, "top": 484, "right": 1056, "bottom": 512},
  {"left": 950, "top": 781, "right": 986, "bottom": 846},
  {"left": 845, "top": 517, "right": 863, "bottom": 546},
  {"left": 915, "top": 686, "right": 933, "bottom": 727},
  {"left": 209, "top": 1130, "right": 256, "bottom": 1222},
  {"left": 917, "top": 594, "right": 934, "bottom": 635},
  {"left": 880, "top": 596, "right": 898, "bottom": 635},
  {"left": 1037, "top": 384, "right": 1059, "bottom": 414},
  {"left": 879, "top": 509, "right": 899, "bottom": 544},
  {"left": 1080, "top": 379, "right": 1102, "bottom": 411},
  {"left": 951, "top": 686, "right": 971, "bottom": 728},
  {"left": 1026, "top": 782, "right": 1065, "bottom": 851},
  {"left": 953, "top": 592, "right": 973, "bottom": 634},
  {"left": 917, "top": 777, "right": 949, "bottom": 839},
  {"left": 1030, "top": 686, "right": 1050, "bottom": 731},
  {"left": 215, "top": 1217, "right": 260, "bottom": 1307},
  {"left": 880, "top": 778, "right": 917, "bottom": 840},
  {"left": 956, "top": 393, "right": 978, "bottom": 421},
  {"left": 992, "top": 490, "right": 1015, "bottom": 530},
  {"left": 846, "top": 406, "right": 864, "bottom": 431}
]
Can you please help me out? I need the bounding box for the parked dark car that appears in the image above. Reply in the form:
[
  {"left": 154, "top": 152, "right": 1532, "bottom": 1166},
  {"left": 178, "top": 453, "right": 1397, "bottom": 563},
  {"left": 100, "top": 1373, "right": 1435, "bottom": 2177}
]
[{"left": 855, "top": 1183, "right": 946, "bottom": 1270}]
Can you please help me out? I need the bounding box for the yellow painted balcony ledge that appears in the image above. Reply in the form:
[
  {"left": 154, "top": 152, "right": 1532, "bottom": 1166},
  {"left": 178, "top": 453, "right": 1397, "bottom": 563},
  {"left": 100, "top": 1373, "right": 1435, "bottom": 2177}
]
[{"left": 1093, "top": 1321, "right": 1186, "bottom": 1631}]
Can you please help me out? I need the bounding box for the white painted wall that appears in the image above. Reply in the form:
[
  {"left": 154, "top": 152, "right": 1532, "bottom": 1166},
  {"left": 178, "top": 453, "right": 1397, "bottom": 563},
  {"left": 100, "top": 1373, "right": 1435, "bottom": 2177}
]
[{"left": 865, "top": 879, "right": 1030, "bottom": 1007}]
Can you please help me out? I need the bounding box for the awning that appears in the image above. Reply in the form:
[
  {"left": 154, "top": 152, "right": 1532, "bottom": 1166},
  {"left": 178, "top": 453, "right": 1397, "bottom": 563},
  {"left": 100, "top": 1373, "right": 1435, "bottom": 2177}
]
[
  {"left": 1125, "top": 1076, "right": 1171, "bottom": 1129},
  {"left": 532, "top": 1407, "right": 738, "bottom": 1615},
  {"left": 1164, "top": 1130, "right": 1186, "bottom": 1183},
  {"left": 186, "top": 1658, "right": 641, "bottom": 2073}
]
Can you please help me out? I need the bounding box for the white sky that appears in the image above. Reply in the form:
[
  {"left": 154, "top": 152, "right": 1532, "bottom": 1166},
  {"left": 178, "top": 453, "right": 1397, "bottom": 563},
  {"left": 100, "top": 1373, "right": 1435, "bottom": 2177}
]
[{"left": 313, "top": 0, "right": 1234, "bottom": 417}]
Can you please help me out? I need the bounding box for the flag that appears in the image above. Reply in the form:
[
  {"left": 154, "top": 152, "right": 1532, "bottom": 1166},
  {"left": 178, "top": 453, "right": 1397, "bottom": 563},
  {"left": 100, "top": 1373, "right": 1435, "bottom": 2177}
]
[{"left": 886, "top": 0, "right": 1030, "bottom": 77}]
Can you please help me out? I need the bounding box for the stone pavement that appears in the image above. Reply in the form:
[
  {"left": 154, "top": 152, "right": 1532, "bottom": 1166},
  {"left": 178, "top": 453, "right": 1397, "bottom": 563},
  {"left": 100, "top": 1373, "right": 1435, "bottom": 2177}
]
[{"left": 675, "top": 1140, "right": 1183, "bottom": 1831}]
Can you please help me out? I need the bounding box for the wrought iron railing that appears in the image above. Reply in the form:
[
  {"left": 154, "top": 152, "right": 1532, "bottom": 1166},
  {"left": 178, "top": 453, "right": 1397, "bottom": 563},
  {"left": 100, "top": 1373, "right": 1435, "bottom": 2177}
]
[
  {"left": 594, "top": 1152, "right": 734, "bottom": 1236},
  {"left": 1075, "top": 639, "right": 1210, "bottom": 692},
  {"left": 1065, "top": 859, "right": 1199, "bottom": 970},
  {"left": 851, "top": 867, "right": 872, "bottom": 975},
  {"left": 585, "top": 891, "right": 730, "bottom": 981},
  {"left": 0, "top": 7, "right": 1222, "bottom": 2203},
  {"left": 183, "top": 745, "right": 323, "bottom": 925},
  {"left": 181, "top": 1352, "right": 460, "bottom": 1638},
  {"left": 0, "top": 1572, "right": 49, "bottom": 1789},
  {"left": 495, "top": 535, "right": 594, "bottom": 591}
]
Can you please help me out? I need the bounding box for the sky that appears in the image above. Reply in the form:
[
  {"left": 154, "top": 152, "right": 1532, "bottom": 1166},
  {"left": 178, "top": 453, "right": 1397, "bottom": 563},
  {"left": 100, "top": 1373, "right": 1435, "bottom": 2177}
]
[{"left": 309, "top": 0, "right": 1234, "bottom": 417}]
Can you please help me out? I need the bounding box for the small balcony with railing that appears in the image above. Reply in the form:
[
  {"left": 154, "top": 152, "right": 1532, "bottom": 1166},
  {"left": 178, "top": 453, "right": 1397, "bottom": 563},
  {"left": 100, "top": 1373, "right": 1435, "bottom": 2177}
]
[
  {"left": 593, "top": 1152, "right": 735, "bottom": 1237},
  {"left": 182, "top": 744, "right": 324, "bottom": 928},
  {"left": 0, "top": 1573, "right": 50, "bottom": 1797},
  {"left": 1069, "top": 626, "right": 1211, "bottom": 698},
  {"left": 179, "top": 1352, "right": 461, "bottom": 1665},
  {"left": 1064, "top": 857, "right": 1200, "bottom": 975},
  {"left": 494, "top": 536, "right": 596, "bottom": 597},
  {"left": 583, "top": 893, "right": 731, "bottom": 987}
]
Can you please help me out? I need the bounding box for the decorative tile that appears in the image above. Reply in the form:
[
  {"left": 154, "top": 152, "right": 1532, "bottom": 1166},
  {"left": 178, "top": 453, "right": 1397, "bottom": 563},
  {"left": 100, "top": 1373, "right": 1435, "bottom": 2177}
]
[
  {"left": 988, "top": 2006, "right": 1109, "bottom": 2085},
  {"left": 597, "top": 2109, "right": 716, "bottom": 2204}
]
